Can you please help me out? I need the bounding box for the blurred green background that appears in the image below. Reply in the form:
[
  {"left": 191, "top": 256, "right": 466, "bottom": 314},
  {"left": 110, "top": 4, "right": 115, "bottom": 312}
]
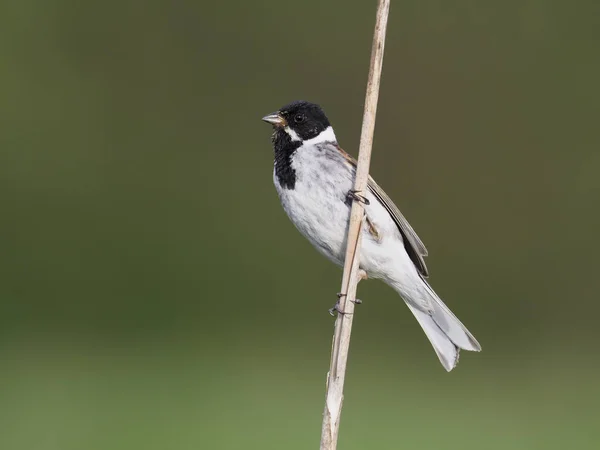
[{"left": 1, "top": 1, "right": 599, "bottom": 449}]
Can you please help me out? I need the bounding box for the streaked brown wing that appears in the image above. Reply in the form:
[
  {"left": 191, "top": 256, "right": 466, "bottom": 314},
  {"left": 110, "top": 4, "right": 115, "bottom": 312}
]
[{"left": 335, "top": 144, "right": 429, "bottom": 277}]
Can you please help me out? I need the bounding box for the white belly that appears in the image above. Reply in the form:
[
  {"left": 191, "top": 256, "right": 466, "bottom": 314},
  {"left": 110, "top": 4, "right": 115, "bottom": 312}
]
[
  {"left": 275, "top": 147, "right": 352, "bottom": 265},
  {"left": 273, "top": 143, "right": 407, "bottom": 280}
]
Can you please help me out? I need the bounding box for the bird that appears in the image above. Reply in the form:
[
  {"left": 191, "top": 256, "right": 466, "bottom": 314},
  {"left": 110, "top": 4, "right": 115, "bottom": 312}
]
[{"left": 262, "top": 100, "right": 480, "bottom": 371}]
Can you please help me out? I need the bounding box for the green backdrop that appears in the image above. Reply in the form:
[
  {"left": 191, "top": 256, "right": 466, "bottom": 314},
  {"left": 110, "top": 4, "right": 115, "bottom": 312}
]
[{"left": 1, "top": 1, "right": 599, "bottom": 449}]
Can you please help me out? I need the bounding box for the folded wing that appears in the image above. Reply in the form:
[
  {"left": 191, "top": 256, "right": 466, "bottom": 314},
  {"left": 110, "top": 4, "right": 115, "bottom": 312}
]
[{"left": 332, "top": 143, "right": 429, "bottom": 277}]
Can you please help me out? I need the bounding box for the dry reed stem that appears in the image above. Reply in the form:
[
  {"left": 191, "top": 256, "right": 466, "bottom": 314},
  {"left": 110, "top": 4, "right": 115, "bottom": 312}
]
[{"left": 319, "top": 0, "right": 391, "bottom": 449}]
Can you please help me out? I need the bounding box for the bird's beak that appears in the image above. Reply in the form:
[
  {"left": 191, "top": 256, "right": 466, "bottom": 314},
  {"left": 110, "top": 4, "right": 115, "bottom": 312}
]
[{"left": 262, "top": 112, "right": 286, "bottom": 127}]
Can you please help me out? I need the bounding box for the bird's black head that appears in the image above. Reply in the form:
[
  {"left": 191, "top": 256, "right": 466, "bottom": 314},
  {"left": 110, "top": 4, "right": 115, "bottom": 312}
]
[
  {"left": 262, "top": 101, "right": 336, "bottom": 190},
  {"left": 262, "top": 100, "right": 331, "bottom": 142}
]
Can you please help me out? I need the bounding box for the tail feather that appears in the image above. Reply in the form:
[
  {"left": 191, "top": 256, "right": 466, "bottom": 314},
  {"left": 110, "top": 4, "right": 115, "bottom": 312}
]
[
  {"left": 422, "top": 280, "right": 481, "bottom": 352},
  {"left": 394, "top": 278, "right": 481, "bottom": 371},
  {"left": 407, "top": 304, "right": 460, "bottom": 371}
]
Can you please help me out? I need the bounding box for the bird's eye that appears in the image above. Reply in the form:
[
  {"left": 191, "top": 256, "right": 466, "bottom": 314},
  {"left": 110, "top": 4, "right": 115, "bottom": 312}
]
[{"left": 294, "top": 114, "right": 305, "bottom": 123}]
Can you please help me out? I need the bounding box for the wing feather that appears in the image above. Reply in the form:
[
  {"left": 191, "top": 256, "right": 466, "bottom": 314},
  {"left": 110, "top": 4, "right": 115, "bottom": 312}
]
[
  {"left": 334, "top": 144, "right": 429, "bottom": 277},
  {"left": 367, "top": 177, "right": 429, "bottom": 277}
]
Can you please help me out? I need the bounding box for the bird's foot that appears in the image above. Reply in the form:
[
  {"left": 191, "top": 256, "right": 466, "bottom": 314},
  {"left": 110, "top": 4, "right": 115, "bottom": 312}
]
[
  {"left": 329, "top": 293, "right": 362, "bottom": 316},
  {"left": 328, "top": 300, "right": 344, "bottom": 316},
  {"left": 338, "top": 292, "right": 363, "bottom": 305},
  {"left": 346, "top": 190, "right": 370, "bottom": 205}
]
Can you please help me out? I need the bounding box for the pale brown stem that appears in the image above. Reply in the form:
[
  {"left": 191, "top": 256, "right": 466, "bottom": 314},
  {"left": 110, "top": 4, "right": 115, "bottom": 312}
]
[{"left": 319, "top": 1, "right": 391, "bottom": 449}]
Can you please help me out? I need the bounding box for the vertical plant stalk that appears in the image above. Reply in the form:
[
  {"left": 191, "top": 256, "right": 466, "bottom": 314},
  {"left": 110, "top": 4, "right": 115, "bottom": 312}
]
[{"left": 319, "top": 0, "right": 390, "bottom": 449}]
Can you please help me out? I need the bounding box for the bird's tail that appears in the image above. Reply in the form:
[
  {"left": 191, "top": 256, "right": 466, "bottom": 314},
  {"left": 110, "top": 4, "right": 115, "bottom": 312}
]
[{"left": 394, "top": 279, "right": 481, "bottom": 371}]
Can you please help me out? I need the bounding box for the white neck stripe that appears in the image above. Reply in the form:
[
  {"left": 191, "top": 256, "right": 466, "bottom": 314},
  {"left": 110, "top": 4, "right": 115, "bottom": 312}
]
[{"left": 303, "top": 126, "right": 337, "bottom": 146}]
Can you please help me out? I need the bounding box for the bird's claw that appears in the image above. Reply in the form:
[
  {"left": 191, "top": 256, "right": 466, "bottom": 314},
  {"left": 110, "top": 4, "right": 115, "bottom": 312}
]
[
  {"left": 346, "top": 190, "right": 370, "bottom": 205},
  {"left": 330, "top": 293, "right": 362, "bottom": 316},
  {"left": 328, "top": 302, "right": 342, "bottom": 316}
]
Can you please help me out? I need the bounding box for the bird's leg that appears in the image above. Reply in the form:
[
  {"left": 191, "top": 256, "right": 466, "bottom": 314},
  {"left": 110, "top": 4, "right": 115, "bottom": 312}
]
[
  {"left": 338, "top": 292, "right": 363, "bottom": 305},
  {"left": 328, "top": 300, "right": 346, "bottom": 316},
  {"left": 329, "top": 292, "right": 362, "bottom": 316},
  {"left": 346, "top": 190, "right": 370, "bottom": 205}
]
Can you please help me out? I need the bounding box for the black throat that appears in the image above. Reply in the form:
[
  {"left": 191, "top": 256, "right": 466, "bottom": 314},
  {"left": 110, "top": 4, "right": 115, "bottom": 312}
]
[{"left": 272, "top": 129, "right": 301, "bottom": 190}]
